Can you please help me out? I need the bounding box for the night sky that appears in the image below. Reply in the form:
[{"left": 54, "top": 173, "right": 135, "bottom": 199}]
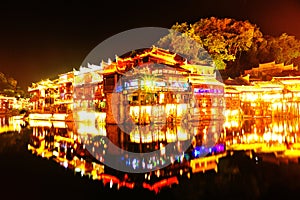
[{"left": 1, "top": 0, "right": 300, "bottom": 90}]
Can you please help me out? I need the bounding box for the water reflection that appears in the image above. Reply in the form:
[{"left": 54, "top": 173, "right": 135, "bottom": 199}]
[
  {"left": 4, "top": 115, "right": 300, "bottom": 193},
  {"left": 25, "top": 119, "right": 226, "bottom": 191},
  {"left": 0, "top": 115, "right": 26, "bottom": 133},
  {"left": 225, "top": 118, "right": 300, "bottom": 145},
  {"left": 28, "top": 120, "right": 105, "bottom": 179}
]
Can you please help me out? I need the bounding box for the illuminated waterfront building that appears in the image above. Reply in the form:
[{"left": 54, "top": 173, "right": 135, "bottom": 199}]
[
  {"left": 27, "top": 51, "right": 300, "bottom": 129},
  {"left": 56, "top": 71, "right": 74, "bottom": 113},
  {"left": 72, "top": 63, "right": 104, "bottom": 122},
  {"left": 272, "top": 76, "right": 300, "bottom": 117},
  {"left": 0, "top": 95, "right": 16, "bottom": 114},
  {"left": 98, "top": 46, "right": 225, "bottom": 125},
  {"left": 244, "top": 61, "right": 298, "bottom": 81},
  {"left": 27, "top": 47, "right": 225, "bottom": 125},
  {"left": 224, "top": 76, "right": 300, "bottom": 119},
  {"left": 28, "top": 72, "right": 74, "bottom": 114},
  {"left": 73, "top": 64, "right": 103, "bottom": 110},
  {"left": 28, "top": 79, "right": 60, "bottom": 112}
]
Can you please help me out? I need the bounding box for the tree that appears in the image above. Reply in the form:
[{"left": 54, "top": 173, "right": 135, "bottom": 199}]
[
  {"left": 238, "top": 33, "right": 300, "bottom": 74},
  {"left": 156, "top": 23, "right": 213, "bottom": 66},
  {"left": 157, "top": 17, "right": 264, "bottom": 72},
  {"left": 266, "top": 33, "right": 300, "bottom": 65},
  {"left": 192, "top": 17, "right": 264, "bottom": 71}
]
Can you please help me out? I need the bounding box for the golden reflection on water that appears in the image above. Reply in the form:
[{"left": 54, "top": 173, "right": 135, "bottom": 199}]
[
  {"left": 3, "top": 115, "right": 300, "bottom": 192},
  {"left": 2, "top": 114, "right": 300, "bottom": 151},
  {"left": 225, "top": 117, "right": 300, "bottom": 145},
  {"left": 0, "top": 115, "right": 26, "bottom": 133}
]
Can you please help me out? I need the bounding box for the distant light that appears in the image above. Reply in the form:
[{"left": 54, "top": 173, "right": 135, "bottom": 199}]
[{"left": 63, "top": 161, "right": 68, "bottom": 168}]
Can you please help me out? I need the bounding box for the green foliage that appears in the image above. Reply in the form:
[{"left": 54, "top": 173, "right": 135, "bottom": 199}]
[
  {"left": 158, "top": 17, "right": 300, "bottom": 77},
  {"left": 266, "top": 33, "right": 300, "bottom": 64},
  {"left": 237, "top": 32, "right": 300, "bottom": 74},
  {"left": 157, "top": 17, "right": 264, "bottom": 71},
  {"left": 156, "top": 27, "right": 213, "bottom": 66}
]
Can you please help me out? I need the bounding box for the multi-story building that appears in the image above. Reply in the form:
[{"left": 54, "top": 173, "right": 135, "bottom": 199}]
[
  {"left": 244, "top": 61, "right": 299, "bottom": 81},
  {"left": 28, "top": 79, "right": 59, "bottom": 112},
  {"left": 56, "top": 71, "right": 74, "bottom": 114},
  {"left": 72, "top": 64, "right": 104, "bottom": 122},
  {"left": 0, "top": 95, "right": 16, "bottom": 114},
  {"left": 28, "top": 47, "right": 225, "bottom": 147},
  {"left": 272, "top": 76, "right": 300, "bottom": 117},
  {"left": 99, "top": 47, "right": 225, "bottom": 127},
  {"left": 224, "top": 76, "right": 300, "bottom": 119}
]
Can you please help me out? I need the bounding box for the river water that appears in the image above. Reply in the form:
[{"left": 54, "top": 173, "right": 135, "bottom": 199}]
[{"left": 1, "top": 115, "right": 300, "bottom": 199}]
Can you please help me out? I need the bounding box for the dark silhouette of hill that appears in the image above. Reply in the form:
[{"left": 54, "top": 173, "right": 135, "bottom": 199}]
[{"left": 0, "top": 72, "right": 27, "bottom": 97}]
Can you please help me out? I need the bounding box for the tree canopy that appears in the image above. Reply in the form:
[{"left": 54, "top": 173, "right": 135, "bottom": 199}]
[{"left": 157, "top": 16, "right": 300, "bottom": 78}]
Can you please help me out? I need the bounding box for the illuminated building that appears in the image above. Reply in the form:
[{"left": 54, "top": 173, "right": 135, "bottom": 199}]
[
  {"left": 56, "top": 71, "right": 74, "bottom": 114},
  {"left": 224, "top": 86, "right": 242, "bottom": 119},
  {"left": 73, "top": 64, "right": 103, "bottom": 111},
  {"left": 28, "top": 79, "right": 60, "bottom": 112},
  {"left": 27, "top": 47, "right": 225, "bottom": 126},
  {"left": 237, "top": 82, "right": 284, "bottom": 117},
  {"left": 27, "top": 73, "right": 75, "bottom": 121},
  {"left": 0, "top": 95, "right": 29, "bottom": 116},
  {"left": 272, "top": 76, "right": 300, "bottom": 117},
  {"left": 0, "top": 95, "right": 16, "bottom": 114},
  {"left": 244, "top": 61, "right": 298, "bottom": 81},
  {"left": 98, "top": 46, "right": 225, "bottom": 125},
  {"left": 224, "top": 76, "right": 300, "bottom": 119},
  {"left": 26, "top": 47, "right": 225, "bottom": 155},
  {"left": 223, "top": 75, "right": 300, "bottom": 151},
  {"left": 72, "top": 63, "right": 104, "bottom": 123}
]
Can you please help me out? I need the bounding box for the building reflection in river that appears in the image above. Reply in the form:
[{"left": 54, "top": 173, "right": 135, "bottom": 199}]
[
  {"left": 224, "top": 117, "right": 300, "bottom": 145},
  {"left": 0, "top": 115, "right": 26, "bottom": 133},
  {"left": 23, "top": 117, "right": 300, "bottom": 169},
  {"left": 3, "top": 114, "right": 300, "bottom": 192},
  {"left": 25, "top": 119, "right": 226, "bottom": 189}
]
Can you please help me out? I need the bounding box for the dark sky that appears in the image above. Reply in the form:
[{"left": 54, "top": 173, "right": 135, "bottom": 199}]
[{"left": 1, "top": 0, "right": 300, "bottom": 90}]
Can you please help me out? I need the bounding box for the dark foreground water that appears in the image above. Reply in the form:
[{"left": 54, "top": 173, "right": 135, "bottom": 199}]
[{"left": 1, "top": 126, "right": 300, "bottom": 200}]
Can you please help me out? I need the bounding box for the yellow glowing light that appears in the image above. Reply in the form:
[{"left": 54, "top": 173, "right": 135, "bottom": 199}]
[
  {"left": 176, "top": 126, "right": 189, "bottom": 141},
  {"left": 189, "top": 154, "right": 225, "bottom": 173},
  {"left": 28, "top": 113, "right": 53, "bottom": 120},
  {"left": 77, "top": 122, "right": 106, "bottom": 135},
  {"left": 263, "top": 132, "right": 271, "bottom": 141},
  {"left": 52, "top": 113, "right": 67, "bottom": 121},
  {"left": 159, "top": 93, "right": 164, "bottom": 104},
  {"left": 130, "top": 129, "right": 153, "bottom": 143},
  {"left": 29, "top": 120, "right": 52, "bottom": 127},
  {"left": 166, "top": 129, "right": 177, "bottom": 143},
  {"left": 176, "top": 104, "right": 187, "bottom": 117}
]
